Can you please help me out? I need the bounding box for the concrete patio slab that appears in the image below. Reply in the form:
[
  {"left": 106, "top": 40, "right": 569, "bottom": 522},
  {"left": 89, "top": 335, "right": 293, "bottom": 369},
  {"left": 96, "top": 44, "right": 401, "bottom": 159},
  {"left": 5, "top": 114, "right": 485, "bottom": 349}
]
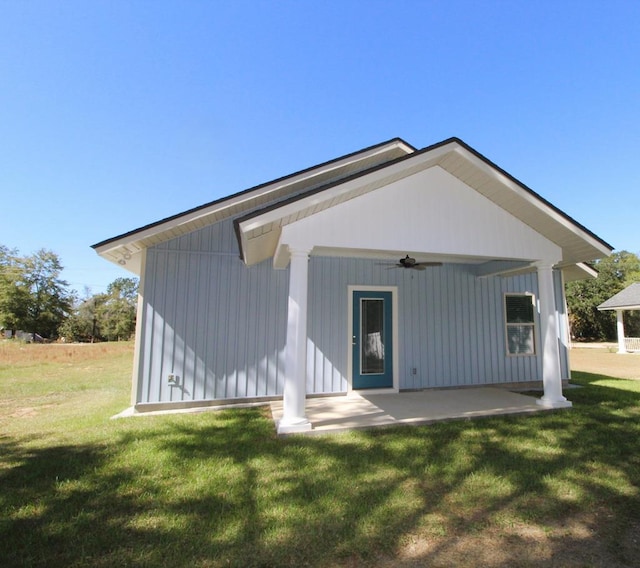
[{"left": 270, "top": 388, "right": 557, "bottom": 436}]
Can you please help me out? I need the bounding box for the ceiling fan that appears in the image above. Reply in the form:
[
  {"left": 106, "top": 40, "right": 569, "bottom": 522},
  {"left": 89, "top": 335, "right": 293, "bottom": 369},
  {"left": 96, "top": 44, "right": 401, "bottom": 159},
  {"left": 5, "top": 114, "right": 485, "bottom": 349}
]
[{"left": 392, "top": 255, "right": 443, "bottom": 270}]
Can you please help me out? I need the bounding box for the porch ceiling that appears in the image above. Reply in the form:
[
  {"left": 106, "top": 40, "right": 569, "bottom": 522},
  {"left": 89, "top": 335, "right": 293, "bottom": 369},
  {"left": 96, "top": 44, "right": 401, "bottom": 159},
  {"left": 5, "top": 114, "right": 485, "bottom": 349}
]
[{"left": 309, "top": 247, "right": 489, "bottom": 264}]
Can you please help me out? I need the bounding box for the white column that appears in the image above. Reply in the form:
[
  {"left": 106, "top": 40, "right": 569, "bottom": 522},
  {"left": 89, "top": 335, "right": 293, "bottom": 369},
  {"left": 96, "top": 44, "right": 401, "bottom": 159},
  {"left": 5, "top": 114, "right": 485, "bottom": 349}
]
[
  {"left": 278, "top": 247, "right": 312, "bottom": 434},
  {"left": 616, "top": 310, "right": 627, "bottom": 354},
  {"left": 536, "top": 262, "right": 572, "bottom": 409}
]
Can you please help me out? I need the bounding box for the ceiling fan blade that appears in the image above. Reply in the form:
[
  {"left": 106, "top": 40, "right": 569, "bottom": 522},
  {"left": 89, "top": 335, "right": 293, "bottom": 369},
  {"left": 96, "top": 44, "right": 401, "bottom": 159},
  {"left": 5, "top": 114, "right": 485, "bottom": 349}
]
[{"left": 377, "top": 257, "right": 443, "bottom": 270}]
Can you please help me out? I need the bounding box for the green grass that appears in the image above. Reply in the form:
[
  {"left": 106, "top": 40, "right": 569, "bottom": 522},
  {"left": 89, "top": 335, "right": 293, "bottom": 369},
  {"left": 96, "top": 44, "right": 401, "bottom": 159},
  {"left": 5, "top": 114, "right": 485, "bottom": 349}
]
[{"left": 1, "top": 343, "right": 640, "bottom": 566}]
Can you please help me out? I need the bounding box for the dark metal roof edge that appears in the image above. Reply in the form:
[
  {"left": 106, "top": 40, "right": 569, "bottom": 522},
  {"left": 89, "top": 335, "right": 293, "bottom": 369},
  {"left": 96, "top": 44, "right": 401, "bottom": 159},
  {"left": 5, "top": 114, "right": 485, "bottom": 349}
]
[
  {"left": 233, "top": 137, "right": 460, "bottom": 229},
  {"left": 235, "top": 136, "right": 613, "bottom": 256},
  {"left": 92, "top": 137, "right": 416, "bottom": 250},
  {"left": 445, "top": 137, "right": 614, "bottom": 253}
]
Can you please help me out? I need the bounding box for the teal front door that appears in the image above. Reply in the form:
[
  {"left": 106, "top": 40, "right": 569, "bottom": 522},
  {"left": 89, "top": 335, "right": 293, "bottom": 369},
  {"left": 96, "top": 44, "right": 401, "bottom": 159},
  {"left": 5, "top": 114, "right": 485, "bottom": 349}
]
[{"left": 352, "top": 290, "right": 393, "bottom": 389}]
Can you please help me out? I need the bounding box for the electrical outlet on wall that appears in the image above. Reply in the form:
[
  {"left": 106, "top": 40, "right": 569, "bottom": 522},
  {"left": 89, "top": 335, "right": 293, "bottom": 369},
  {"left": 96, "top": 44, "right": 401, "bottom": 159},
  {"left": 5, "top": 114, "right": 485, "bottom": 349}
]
[
  {"left": 167, "top": 373, "right": 179, "bottom": 386},
  {"left": 411, "top": 367, "right": 417, "bottom": 375}
]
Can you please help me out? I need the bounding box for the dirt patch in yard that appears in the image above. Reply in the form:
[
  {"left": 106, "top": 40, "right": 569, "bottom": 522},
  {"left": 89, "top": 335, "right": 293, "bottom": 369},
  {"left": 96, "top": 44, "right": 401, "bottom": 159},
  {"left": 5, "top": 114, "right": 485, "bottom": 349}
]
[
  {"left": 570, "top": 346, "right": 640, "bottom": 380},
  {"left": 372, "top": 506, "right": 639, "bottom": 567}
]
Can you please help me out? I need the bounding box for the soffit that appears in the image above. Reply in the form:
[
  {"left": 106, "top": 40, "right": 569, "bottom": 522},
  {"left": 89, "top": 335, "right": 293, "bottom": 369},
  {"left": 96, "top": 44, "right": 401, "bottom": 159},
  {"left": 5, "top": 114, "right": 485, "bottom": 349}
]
[
  {"left": 238, "top": 140, "right": 612, "bottom": 267},
  {"left": 436, "top": 149, "right": 610, "bottom": 265},
  {"left": 92, "top": 138, "right": 415, "bottom": 272},
  {"left": 561, "top": 262, "right": 598, "bottom": 283}
]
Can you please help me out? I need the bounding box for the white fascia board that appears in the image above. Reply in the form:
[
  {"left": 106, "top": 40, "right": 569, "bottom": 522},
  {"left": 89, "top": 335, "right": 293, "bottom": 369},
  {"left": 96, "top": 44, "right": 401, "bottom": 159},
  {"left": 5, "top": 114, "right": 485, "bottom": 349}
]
[
  {"left": 96, "top": 140, "right": 414, "bottom": 258},
  {"left": 93, "top": 193, "right": 255, "bottom": 255},
  {"left": 573, "top": 262, "right": 598, "bottom": 279},
  {"left": 453, "top": 146, "right": 612, "bottom": 258},
  {"left": 240, "top": 139, "right": 610, "bottom": 268},
  {"left": 560, "top": 262, "right": 599, "bottom": 283},
  {"left": 238, "top": 142, "right": 454, "bottom": 235},
  {"left": 599, "top": 304, "right": 640, "bottom": 311},
  {"left": 556, "top": 260, "right": 598, "bottom": 275}
]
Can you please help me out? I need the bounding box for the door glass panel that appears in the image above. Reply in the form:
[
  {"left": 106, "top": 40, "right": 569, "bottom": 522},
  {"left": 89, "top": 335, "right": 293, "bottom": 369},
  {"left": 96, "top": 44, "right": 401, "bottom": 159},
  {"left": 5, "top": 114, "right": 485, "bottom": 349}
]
[{"left": 361, "top": 298, "right": 385, "bottom": 374}]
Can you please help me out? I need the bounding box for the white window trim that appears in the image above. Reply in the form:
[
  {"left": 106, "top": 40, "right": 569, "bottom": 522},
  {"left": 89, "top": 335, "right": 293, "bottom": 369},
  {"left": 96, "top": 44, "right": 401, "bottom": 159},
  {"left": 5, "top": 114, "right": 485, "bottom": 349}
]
[{"left": 504, "top": 292, "right": 537, "bottom": 357}]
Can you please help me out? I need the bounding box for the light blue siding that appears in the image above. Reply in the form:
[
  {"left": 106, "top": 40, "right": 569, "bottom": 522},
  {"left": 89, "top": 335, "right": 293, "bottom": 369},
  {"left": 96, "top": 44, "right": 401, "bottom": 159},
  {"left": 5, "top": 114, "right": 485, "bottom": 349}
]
[
  {"left": 137, "top": 220, "right": 289, "bottom": 404},
  {"left": 554, "top": 269, "right": 570, "bottom": 379},
  {"left": 135, "top": 219, "right": 568, "bottom": 405},
  {"left": 307, "top": 257, "right": 542, "bottom": 392}
]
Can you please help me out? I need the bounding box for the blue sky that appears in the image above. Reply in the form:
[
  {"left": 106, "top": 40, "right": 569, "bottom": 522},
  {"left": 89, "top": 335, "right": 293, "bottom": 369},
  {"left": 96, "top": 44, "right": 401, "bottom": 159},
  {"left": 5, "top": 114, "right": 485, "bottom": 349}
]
[{"left": 2, "top": 0, "right": 639, "bottom": 295}]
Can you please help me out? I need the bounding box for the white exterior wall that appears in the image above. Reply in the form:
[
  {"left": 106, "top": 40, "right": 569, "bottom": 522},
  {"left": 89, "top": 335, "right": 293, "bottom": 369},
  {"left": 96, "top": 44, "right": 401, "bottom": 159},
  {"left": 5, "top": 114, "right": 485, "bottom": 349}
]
[
  {"left": 280, "top": 166, "right": 562, "bottom": 263},
  {"left": 134, "top": 217, "right": 566, "bottom": 405}
]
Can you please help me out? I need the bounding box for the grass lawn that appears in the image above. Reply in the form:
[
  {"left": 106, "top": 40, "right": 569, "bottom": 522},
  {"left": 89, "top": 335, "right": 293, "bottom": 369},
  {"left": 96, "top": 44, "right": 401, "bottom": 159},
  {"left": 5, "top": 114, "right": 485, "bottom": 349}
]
[
  {"left": 570, "top": 346, "right": 640, "bottom": 380},
  {"left": 1, "top": 342, "right": 639, "bottom": 567}
]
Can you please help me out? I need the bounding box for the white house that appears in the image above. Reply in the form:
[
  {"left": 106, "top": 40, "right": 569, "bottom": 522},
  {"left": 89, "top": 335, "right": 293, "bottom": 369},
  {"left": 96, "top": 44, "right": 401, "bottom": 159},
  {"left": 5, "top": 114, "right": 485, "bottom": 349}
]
[
  {"left": 93, "top": 137, "right": 612, "bottom": 433},
  {"left": 598, "top": 282, "right": 640, "bottom": 353}
]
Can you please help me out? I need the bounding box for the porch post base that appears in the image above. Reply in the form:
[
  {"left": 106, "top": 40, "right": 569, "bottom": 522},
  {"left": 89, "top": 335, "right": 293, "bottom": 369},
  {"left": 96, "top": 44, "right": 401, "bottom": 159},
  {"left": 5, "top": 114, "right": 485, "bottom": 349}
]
[
  {"left": 536, "top": 396, "right": 572, "bottom": 409},
  {"left": 277, "top": 417, "right": 313, "bottom": 434}
]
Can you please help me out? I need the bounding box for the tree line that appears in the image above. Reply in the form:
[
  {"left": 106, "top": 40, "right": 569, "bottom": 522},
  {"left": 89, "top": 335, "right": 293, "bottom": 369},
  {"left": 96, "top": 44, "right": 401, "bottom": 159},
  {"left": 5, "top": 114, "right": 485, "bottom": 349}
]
[
  {"left": 565, "top": 250, "right": 640, "bottom": 341},
  {"left": 0, "top": 245, "right": 138, "bottom": 342}
]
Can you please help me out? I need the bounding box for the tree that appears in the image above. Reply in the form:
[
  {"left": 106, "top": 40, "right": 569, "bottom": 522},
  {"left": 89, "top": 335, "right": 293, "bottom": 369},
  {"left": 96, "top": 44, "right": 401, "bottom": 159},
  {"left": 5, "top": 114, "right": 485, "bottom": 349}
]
[
  {"left": 97, "top": 278, "right": 138, "bottom": 341},
  {"left": 0, "top": 246, "right": 73, "bottom": 340},
  {"left": 58, "top": 288, "right": 101, "bottom": 343},
  {"left": 0, "top": 246, "right": 29, "bottom": 336},
  {"left": 565, "top": 250, "right": 640, "bottom": 341},
  {"left": 59, "top": 277, "right": 138, "bottom": 342}
]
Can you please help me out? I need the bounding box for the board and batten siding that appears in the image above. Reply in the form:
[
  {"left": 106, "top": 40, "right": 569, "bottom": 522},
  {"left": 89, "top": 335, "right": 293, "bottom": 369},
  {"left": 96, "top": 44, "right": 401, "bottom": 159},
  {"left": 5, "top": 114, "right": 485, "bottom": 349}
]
[
  {"left": 307, "top": 257, "right": 546, "bottom": 394},
  {"left": 554, "top": 268, "right": 571, "bottom": 380},
  {"left": 136, "top": 219, "right": 289, "bottom": 404},
  {"left": 135, "top": 219, "right": 568, "bottom": 405}
]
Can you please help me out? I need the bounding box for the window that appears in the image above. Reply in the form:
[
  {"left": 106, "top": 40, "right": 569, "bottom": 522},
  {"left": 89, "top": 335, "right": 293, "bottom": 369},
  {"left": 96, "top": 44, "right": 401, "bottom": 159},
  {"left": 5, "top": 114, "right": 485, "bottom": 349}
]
[{"left": 505, "top": 294, "right": 536, "bottom": 355}]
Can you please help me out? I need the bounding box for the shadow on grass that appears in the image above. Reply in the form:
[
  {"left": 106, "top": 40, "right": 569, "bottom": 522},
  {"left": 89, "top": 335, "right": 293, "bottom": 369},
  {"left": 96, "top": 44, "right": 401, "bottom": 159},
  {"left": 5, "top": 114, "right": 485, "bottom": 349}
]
[{"left": 1, "top": 379, "right": 640, "bottom": 567}]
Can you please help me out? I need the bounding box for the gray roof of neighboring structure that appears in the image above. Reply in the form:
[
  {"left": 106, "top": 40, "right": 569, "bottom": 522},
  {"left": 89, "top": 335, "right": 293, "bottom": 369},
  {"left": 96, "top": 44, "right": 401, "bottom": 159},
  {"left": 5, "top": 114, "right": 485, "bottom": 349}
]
[{"left": 598, "top": 282, "right": 640, "bottom": 310}]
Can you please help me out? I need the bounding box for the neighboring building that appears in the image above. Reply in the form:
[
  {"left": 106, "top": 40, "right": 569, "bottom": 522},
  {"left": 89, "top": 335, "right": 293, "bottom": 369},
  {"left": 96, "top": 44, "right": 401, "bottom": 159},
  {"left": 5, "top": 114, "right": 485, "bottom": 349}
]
[
  {"left": 2, "top": 329, "right": 43, "bottom": 342},
  {"left": 598, "top": 282, "right": 640, "bottom": 353},
  {"left": 93, "top": 137, "right": 612, "bottom": 432}
]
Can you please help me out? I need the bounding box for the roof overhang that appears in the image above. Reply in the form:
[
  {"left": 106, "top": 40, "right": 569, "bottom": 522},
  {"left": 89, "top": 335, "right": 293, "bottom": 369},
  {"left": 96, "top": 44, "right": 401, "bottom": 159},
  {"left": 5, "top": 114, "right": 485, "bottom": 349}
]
[
  {"left": 92, "top": 138, "right": 416, "bottom": 274},
  {"left": 561, "top": 262, "right": 599, "bottom": 283},
  {"left": 236, "top": 138, "right": 613, "bottom": 270},
  {"left": 599, "top": 304, "right": 640, "bottom": 311},
  {"left": 92, "top": 136, "right": 613, "bottom": 279},
  {"left": 598, "top": 282, "right": 640, "bottom": 310}
]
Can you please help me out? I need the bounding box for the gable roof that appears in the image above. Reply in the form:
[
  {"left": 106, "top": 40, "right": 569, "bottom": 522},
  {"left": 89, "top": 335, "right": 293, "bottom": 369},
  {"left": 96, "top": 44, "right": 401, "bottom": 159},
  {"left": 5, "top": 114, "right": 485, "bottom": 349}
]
[
  {"left": 92, "top": 137, "right": 415, "bottom": 273},
  {"left": 93, "top": 136, "right": 613, "bottom": 275},
  {"left": 598, "top": 282, "right": 640, "bottom": 310},
  {"left": 235, "top": 137, "right": 613, "bottom": 268}
]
